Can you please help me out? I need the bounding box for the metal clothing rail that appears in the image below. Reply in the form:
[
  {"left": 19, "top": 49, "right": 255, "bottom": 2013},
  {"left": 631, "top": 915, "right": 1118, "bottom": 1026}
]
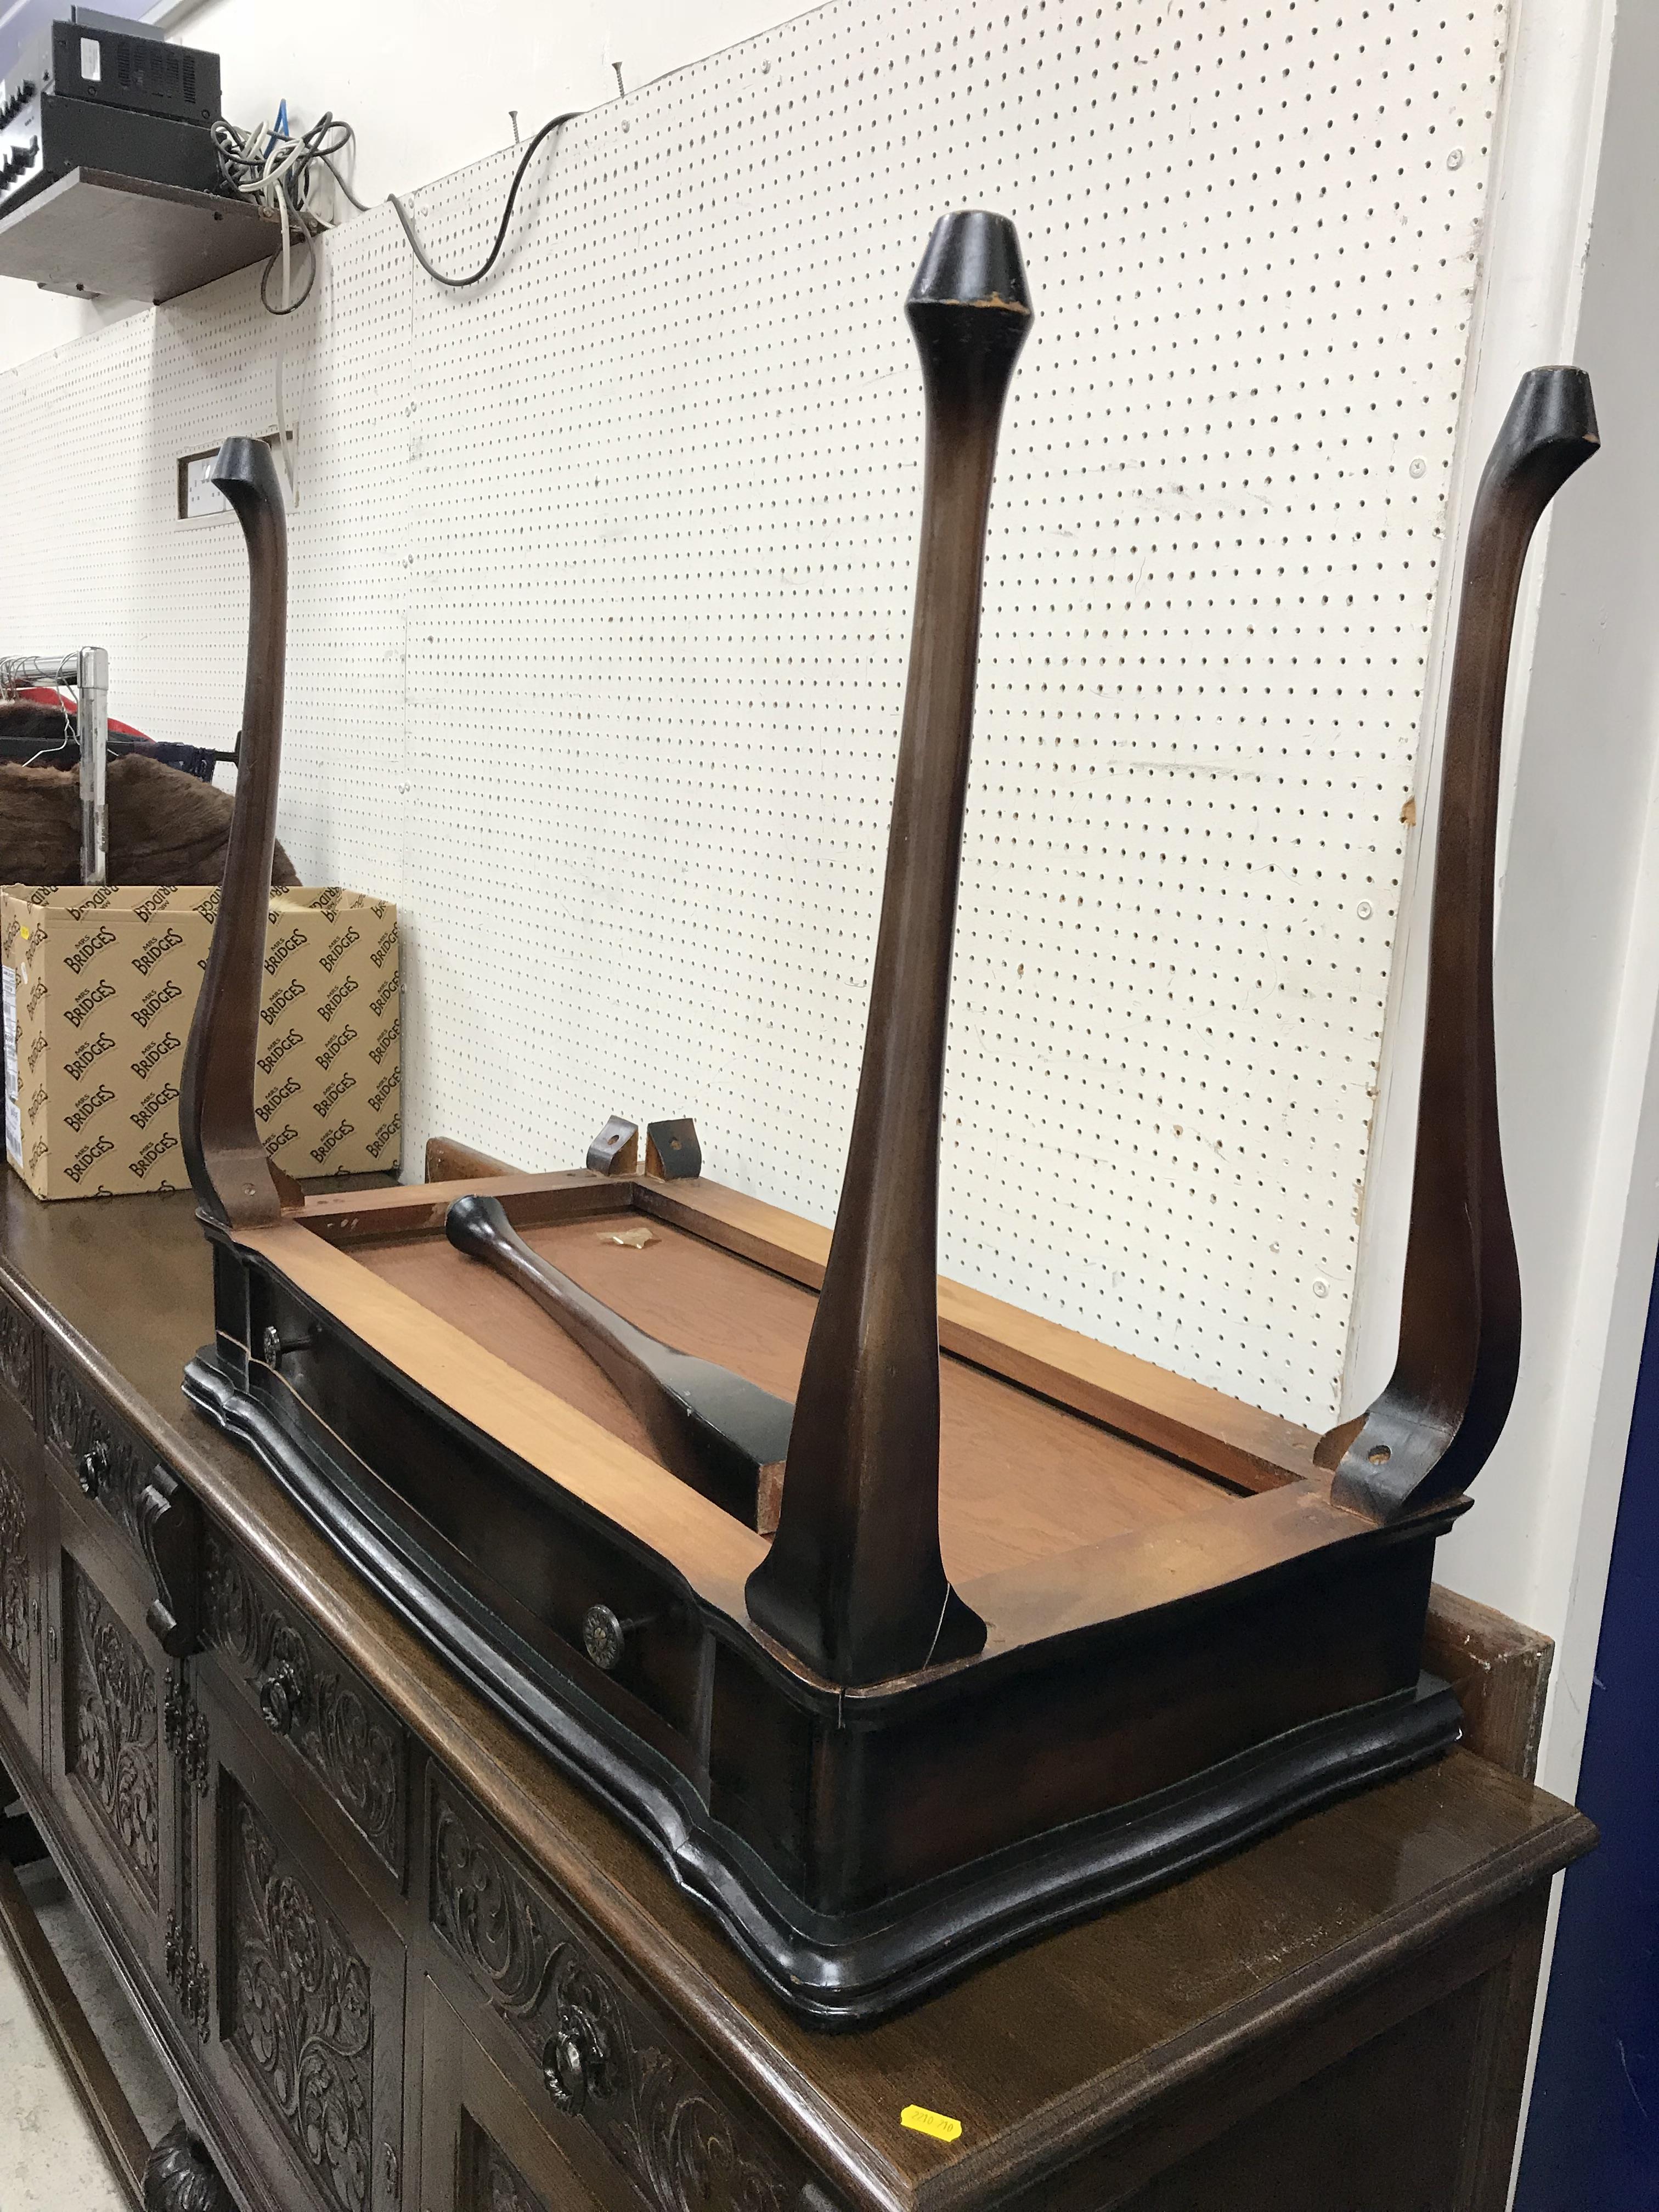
[{"left": 0, "top": 648, "right": 110, "bottom": 884}]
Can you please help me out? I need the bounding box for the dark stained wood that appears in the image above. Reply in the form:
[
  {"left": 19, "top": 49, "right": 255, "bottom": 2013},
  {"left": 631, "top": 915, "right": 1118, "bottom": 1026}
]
[
  {"left": 0, "top": 1141, "right": 1557, "bottom": 2026},
  {"left": 143, "top": 2124, "right": 238, "bottom": 2212},
  {"left": 1321, "top": 370, "right": 1600, "bottom": 1520},
  {"left": 187, "top": 1138, "right": 1463, "bottom": 2013},
  {"left": 198, "top": 1188, "right": 1472, "bottom": 2023},
  {"left": 444, "top": 1192, "right": 794, "bottom": 1533},
  {"left": 746, "top": 211, "right": 1033, "bottom": 1686},
  {"left": 177, "top": 436, "right": 293, "bottom": 1233},
  {"left": 43, "top": 1491, "right": 178, "bottom": 1994},
  {"left": 1008, "top": 1888, "right": 1550, "bottom": 2212},
  {"left": 0, "top": 1179, "right": 1595, "bottom": 2210},
  {"left": 136, "top": 1465, "right": 203, "bottom": 1659},
  {"left": 420, "top": 1979, "right": 605, "bottom": 2212},
  {"left": 0, "top": 168, "right": 280, "bottom": 304},
  {"left": 187, "top": 1683, "right": 407, "bottom": 2212},
  {"left": 1424, "top": 1581, "right": 1555, "bottom": 1781},
  {"left": 642, "top": 1118, "right": 700, "bottom": 1180},
  {"left": 0, "top": 1853, "right": 150, "bottom": 2205},
  {"left": 422, "top": 1135, "right": 522, "bottom": 1184}
]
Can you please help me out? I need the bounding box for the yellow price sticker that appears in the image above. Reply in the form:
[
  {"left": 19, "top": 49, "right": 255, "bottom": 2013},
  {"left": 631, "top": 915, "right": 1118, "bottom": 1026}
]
[{"left": 900, "top": 2105, "right": 962, "bottom": 2143}]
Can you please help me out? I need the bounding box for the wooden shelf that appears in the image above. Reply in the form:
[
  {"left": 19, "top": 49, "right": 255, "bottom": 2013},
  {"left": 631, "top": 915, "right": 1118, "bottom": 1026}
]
[{"left": 0, "top": 167, "right": 280, "bottom": 304}]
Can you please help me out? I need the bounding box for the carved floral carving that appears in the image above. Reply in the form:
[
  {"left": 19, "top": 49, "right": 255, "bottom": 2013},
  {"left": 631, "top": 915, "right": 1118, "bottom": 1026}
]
[
  {"left": 165, "top": 1908, "right": 210, "bottom": 2042},
  {"left": 432, "top": 1784, "right": 787, "bottom": 2212},
  {"left": 161, "top": 1673, "right": 210, "bottom": 1797},
  {"left": 227, "top": 1792, "right": 374, "bottom": 2212},
  {"left": 47, "top": 1364, "right": 145, "bottom": 1538},
  {"left": 0, "top": 1458, "right": 29, "bottom": 1695},
  {"left": 65, "top": 1559, "right": 159, "bottom": 1897},
  {"left": 0, "top": 1289, "right": 32, "bottom": 1413},
  {"left": 202, "top": 1532, "right": 405, "bottom": 1877}
]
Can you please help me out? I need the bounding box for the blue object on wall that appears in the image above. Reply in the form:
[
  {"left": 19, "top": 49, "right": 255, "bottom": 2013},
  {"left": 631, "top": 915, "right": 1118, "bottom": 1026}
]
[{"left": 1516, "top": 1265, "right": 1659, "bottom": 2208}]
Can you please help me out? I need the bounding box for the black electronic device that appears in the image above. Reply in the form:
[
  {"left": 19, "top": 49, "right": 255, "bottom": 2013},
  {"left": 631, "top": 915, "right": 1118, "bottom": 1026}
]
[{"left": 0, "top": 10, "right": 219, "bottom": 221}]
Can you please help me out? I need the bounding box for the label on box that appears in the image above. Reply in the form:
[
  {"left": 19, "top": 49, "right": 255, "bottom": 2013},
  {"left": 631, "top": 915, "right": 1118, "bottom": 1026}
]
[
  {"left": 3, "top": 962, "right": 18, "bottom": 1169},
  {"left": 80, "top": 36, "right": 101, "bottom": 81}
]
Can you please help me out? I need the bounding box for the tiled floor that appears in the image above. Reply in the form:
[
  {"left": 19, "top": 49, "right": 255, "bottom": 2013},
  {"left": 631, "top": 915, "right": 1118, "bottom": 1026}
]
[
  {"left": 0, "top": 1923, "right": 128, "bottom": 2212},
  {"left": 0, "top": 1861, "right": 178, "bottom": 2212}
]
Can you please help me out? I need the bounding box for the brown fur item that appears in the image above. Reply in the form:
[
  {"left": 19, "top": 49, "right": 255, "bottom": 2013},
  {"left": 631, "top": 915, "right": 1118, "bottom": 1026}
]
[{"left": 0, "top": 741, "right": 297, "bottom": 890}]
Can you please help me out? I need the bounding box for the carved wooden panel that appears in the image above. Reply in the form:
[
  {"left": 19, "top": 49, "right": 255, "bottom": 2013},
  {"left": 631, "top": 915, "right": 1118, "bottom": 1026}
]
[
  {"left": 224, "top": 1786, "right": 375, "bottom": 2212},
  {"left": 430, "top": 1779, "right": 791, "bottom": 2212},
  {"left": 64, "top": 1554, "right": 159, "bottom": 1900},
  {"left": 201, "top": 1530, "right": 407, "bottom": 1883},
  {"left": 0, "top": 1285, "right": 34, "bottom": 1419},
  {"left": 46, "top": 1360, "right": 147, "bottom": 1542},
  {"left": 461, "top": 2115, "right": 551, "bottom": 2212},
  {"left": 0, "top": 1457, "right": 29, "bottom": 1698}
]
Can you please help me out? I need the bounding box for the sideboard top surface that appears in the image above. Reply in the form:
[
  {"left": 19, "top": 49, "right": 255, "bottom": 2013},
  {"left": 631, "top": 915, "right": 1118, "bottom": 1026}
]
[{"left": 0, "top": 1173, "right": 1593, "bottom": 2209}]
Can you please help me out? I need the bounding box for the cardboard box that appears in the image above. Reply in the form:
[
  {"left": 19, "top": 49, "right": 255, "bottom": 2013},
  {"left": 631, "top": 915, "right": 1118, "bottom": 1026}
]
[{"left": 2, "top": 884, "right": 401, "bottom": 1199}]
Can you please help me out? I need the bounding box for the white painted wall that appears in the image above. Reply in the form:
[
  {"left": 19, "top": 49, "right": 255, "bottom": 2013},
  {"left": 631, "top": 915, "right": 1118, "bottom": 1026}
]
[
  {"left": 1340, "top": 0, "right": 1635, "bottom": 1815},
  {"left": 0, "top": 0, "right": 808, "bottom": 371},
  {"left": 1472, "top": 0, "right": 1659, "bottom": 1791}
]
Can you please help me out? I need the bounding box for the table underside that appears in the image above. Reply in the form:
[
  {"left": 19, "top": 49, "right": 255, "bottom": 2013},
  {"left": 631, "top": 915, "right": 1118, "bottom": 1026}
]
[{"left": 349, "top": 1207, "right": 1239, "bottom": 1577}]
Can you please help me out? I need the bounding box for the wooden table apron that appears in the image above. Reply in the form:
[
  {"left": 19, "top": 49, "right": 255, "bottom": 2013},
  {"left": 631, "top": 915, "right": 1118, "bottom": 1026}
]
[{"left": 0, "top": 1182, "right": 1595, "bottom": 2212}]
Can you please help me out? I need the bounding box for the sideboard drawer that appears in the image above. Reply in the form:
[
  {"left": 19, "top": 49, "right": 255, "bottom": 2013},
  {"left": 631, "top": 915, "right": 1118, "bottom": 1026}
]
[
  {"left": 43, "top": 1355, "right": 153, "bottom": 1552},
  {"left": 0, "top": 1281, "right": 38, "bottom": 1431},
  {"left": 427, "top": 1774, "right": 804, "bottom": 2212},
  {"left": 422, "top": 1978, "right": 608, "bottom": 2212},
  {"left": 199, "top": 1524, "right": 409, "bottom": 1889}
]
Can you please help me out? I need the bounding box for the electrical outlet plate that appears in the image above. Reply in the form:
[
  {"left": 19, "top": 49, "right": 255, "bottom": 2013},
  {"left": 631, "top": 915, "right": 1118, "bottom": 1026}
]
[{"left": 176, "top": 430, "right": 296, "bottom": 522}]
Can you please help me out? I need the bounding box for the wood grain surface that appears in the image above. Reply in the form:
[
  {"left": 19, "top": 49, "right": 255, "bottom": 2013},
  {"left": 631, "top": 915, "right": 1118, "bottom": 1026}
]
[{"left": 358, "top": 1211, "right": 1229, "bottom": 1583}]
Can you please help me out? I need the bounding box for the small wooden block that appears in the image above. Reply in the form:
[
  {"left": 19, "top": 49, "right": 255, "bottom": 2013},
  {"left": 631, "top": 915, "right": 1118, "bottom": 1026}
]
[
  {"left": 423, "top": 1136, "right": 524, "bottom": 1183},
  {"left": 645, "top": 1119, "right": 702, "bottom": 1180},
  {"left": 586, "top": 1118, "right": 640, "bottom": 1176}
]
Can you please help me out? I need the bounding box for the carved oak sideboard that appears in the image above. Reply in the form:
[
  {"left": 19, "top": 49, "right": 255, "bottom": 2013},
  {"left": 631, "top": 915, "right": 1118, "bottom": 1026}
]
[{"left": 0, "top": 1177, "right": 1594, "bottom": 2212}]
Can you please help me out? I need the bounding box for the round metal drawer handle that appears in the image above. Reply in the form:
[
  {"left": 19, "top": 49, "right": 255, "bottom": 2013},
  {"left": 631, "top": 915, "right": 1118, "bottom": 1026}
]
[
  {"left": 581, "top": 1601, "right": 661, "bottom": 1673},
  {"left": 76, "top": 1441, "right": 110, "bottom": 1499},
  {"left": 582, "top": 1604, "right": 627, "bottom": 1672},
  {"left": 257, "top": 1658, "right": 305, "bottom": 1737},
  {"left": 540, "top": 2004, "right": 608, "bottom": 2117}
]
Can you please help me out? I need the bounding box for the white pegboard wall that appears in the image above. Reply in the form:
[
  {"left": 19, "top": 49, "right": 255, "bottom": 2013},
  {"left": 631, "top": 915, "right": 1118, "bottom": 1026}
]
[
  {"left": 0, "top": 0, "right": 1509, "bottom": 1426},
  {"left": 0, "top": 210, "right": 411, "bottom": 890}
]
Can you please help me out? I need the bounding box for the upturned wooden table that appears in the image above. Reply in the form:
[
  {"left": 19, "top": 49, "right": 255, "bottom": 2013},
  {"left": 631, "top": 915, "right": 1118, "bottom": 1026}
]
[{"left": 0, "top": 1180, "right": 1592, "bottom": 2212}]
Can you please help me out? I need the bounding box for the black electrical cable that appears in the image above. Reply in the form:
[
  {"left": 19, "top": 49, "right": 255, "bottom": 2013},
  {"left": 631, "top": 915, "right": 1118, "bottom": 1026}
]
[
  {"left": 219, "top": 105, "right": 585, "bottom": 310},
  {"left": 388, "top": 112, "right": 580, "bottom": 287},
  {"left": 258, "top": 228, "right": 321, "bottom": 314}
]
